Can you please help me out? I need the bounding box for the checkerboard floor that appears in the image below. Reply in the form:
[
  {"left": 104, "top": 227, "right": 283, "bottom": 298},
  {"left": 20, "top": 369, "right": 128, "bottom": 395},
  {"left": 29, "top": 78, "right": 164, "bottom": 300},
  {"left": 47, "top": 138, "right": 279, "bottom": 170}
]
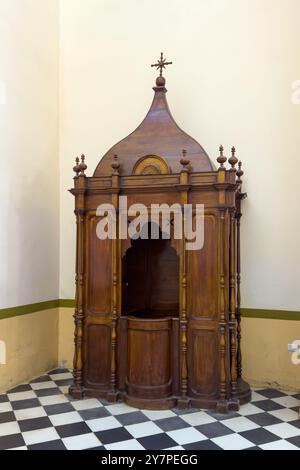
[{"left": 0, "top": 369, "right": 299, "bottom": 450}]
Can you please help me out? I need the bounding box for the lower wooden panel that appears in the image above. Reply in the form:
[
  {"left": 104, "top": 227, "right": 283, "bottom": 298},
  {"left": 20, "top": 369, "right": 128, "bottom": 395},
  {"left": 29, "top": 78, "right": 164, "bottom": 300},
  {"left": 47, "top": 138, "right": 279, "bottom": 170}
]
[
  {"left": 188, "top": 327, "right": 219, "bottom": 398},
  {"left": 84, "top": 323, "right": 111, "bottom": 390}
]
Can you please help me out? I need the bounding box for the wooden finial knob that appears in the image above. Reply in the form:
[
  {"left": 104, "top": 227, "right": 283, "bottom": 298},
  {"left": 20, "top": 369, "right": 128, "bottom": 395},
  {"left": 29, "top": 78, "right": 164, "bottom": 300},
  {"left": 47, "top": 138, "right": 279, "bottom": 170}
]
[
  {"left": 228, "top": 146, "right": 238, "bottom": 170},
  {"left": 180, "top": 149, "right": 190, "bottom": 172},
  {"left": 79, "top": 154, "right": 87, "bottom": 175},
  {"left": 236, "top": 161, "right": 244, "bottom": 183},
  {"left": 217, "top": 145, "right": 227, "bottom": 169},
  {"left": 111, "top": 154, "right": 120, "bottom": 175},
  {"left": 73, "top": 156, "right": 81, "bottom": 176}
]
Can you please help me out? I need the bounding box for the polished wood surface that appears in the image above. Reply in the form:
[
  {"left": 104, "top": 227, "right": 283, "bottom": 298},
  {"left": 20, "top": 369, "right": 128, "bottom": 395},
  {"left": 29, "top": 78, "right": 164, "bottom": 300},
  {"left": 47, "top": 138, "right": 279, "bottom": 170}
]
[{"left": 69, "top": 60, "right": 251, "bottom": 410}]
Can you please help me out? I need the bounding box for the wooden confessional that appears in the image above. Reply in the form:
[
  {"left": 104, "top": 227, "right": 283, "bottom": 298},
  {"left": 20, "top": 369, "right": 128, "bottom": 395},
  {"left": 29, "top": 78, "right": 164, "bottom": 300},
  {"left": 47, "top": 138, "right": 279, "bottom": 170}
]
[{"left": 69, "top": 54, "right": 251, "bottom": 411}]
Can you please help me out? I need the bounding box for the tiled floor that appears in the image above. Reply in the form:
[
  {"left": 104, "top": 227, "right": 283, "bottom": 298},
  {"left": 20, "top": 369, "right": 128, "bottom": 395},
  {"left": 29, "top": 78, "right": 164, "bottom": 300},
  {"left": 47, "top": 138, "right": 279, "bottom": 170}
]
[{"left": 0, "top": 369, "right": 299, "bottom": 450}]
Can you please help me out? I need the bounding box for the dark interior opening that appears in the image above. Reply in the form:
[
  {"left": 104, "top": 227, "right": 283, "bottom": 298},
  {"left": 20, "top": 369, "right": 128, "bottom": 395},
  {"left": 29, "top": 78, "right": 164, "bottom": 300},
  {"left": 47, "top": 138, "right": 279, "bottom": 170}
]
[{"left": 122, "top": 222, "right": 179, "bottom": 319}]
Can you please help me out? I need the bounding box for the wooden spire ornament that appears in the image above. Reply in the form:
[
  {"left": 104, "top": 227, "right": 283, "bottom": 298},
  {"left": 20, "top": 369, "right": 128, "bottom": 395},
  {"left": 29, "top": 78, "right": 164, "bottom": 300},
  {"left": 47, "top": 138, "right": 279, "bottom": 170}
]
[
  {"left": 217, "top": 145, "right": 227, "bottom": 169},
  {"left": 228, "top": 146, "right": 238, "bottom": 170},
  {"left": 73, "top": 157, "right": 81, "bottom": 177}
]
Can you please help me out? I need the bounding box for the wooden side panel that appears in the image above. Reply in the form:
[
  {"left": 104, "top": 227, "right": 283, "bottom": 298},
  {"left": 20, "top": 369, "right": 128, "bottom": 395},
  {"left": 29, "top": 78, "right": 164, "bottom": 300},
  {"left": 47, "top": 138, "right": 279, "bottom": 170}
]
[
  {"left": 188, "top": 214, "right": 218, "bottom": 318},
  {"left": 188, "top": 328, "right": 219, "bottom": 397},
  {"left": 84, "top": 323, "right": 111, "bottom": 388},
  {"left": 86, "top": 214, "right": 111, "bottom": 315}
]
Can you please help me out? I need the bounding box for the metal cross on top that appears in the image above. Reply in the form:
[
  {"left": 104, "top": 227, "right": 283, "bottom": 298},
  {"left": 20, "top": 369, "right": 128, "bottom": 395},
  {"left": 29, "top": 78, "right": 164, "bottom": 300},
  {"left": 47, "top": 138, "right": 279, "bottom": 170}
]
[{"left": 151, "top": 52, "right": 173, "bottom": 77}]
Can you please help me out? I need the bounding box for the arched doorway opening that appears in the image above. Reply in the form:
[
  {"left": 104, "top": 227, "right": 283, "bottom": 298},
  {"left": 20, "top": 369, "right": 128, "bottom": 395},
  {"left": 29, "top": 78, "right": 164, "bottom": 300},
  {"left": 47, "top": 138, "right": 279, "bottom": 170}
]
[{"left": 122, "top": 222, "right": 179, "bottom": 319}]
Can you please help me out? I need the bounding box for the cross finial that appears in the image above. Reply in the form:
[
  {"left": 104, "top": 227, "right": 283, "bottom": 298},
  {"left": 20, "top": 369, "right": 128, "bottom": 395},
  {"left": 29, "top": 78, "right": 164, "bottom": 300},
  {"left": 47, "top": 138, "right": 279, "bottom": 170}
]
[
  {"left": 151, "top": 52, "right": 173, "bottom": 76},
  {"left": 151, "top": 52, "right": 172, "bottom": 86}
]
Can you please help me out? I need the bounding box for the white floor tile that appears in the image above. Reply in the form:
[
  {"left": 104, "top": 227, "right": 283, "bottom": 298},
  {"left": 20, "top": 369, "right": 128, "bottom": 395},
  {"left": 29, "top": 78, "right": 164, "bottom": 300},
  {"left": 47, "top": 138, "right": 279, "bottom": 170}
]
[
  {"left": 30, "top": 381, "right": 57, "bottom": 390},
  {"left": 0, "top": 421, "right": 20, "bottom": 437},
  {"left": 14, "top": 406, "right": 47, "bottom": 421},
  {"left": 265, "top": 422, "right": 300, "bottom": 439},
  {"left": 87, "top": 416, "right": 121, "bottom": 432},
  {"left": 140, "top": 409, "right": 176, "bottom": 420},
  {"left": 212, "top": 433, "right": 253, "bottom": 450},
  {"left": 105, "top": 439, "right": 145, "bottom": 450},
  {"left": 222, "top": 416, "right": 259, "bottom": 432},
  {"left": 125, "top": 421, "right": 162, "bottom": 438},
  {"left": 269, "top": 408, "right": 299, "bottom": 422},
  {"left": 38, "top": 394, "right": 69, "bottom": 406},
  {"left": 164, "top": 446, "right": 184, "bottom": 450},
  {"left": 7, "top": 446, "right": 27, "bottom": 450},
  {"left": 49, "top": 372, "right": 73, "bottom": 380},
  {"left": 238, "top": 403, "right": 263, "bottom": 416},
  {"left": 251, "top": 391, "right": 269, "bottom": 402},
  {"left": 49, "top": 411, "right": 83, "bottom": 426},
  {"left": 105, "top": 403, "right": 138, "bottom": 416},
  {"left": 0, "top": 402, "right": 12, "bottom": 412},
  {"left": 7, "top": 391, "right": 36, "bottom": 402},
  {"left": 72, "top": 398, "right": 102, "bottom": 411},
  {"left": 167, "top": 427, "right": 206, "bottom": 445},
  {"left": 260, "top": 439, "right": 299, "bottom": 450},
  {"left": 180, "top": 411, "right": 216, "bottom": 426},
  {"left": 62, "top": 433, "right": 101, "bottom": 450},
  {"left": 23, "top": 427, "right": 60, "bottom": 445},
  {"left": 271, "top": 396, "right": 299, "bottom": 408}
]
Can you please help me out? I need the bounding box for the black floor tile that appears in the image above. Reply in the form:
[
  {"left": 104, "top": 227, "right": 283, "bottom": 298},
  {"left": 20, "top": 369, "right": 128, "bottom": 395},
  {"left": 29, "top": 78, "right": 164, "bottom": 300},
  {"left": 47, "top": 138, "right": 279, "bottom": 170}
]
[
  {"left": 257, "top": 389, "right": 286, "bottom": 399},
  {"left": 35, "top": 387, "right": 62, "bottom": 397},
  {"left": 206, "top": 410, "right": 239, "bottom": 421},
  {"left": 28, "top": 439, "right": 67, "bottom": 450},
  {"left": 253, "top": 400, "right": 284, "bottom": 412},
  {"left": 244, "top": 446, "right": 262, "bottom": 450},
  {"left": 184, "top": 440, "right": 221, "bottom": 450},
  {"left": 19, "top": 416, "right": 53, "bottom": 432},
  {"left": 89, "top": 445, "right": 106, "bottom": 450},
  {"left": 115, "top": 411, "right": 148, "bottom": 426},
  {"left": 155, "top": 417, "right": 190, "bottom": 432},
  {"left": 53, "top": 379, "right": 73, "bottom": 387},
  {"left": 246, "top": 412, "right": 282, "bottom": 427},
  {"left": 55, "top": 422, "right": 91, "bottom": 438},
  {"left": 30, "top": 375, "right": 52, "bottom": 384},
  {"left": 0, "top": 411, "right": 16, "bottom": 424},
  {"left": 48, "top": 368, "right": 69, "bottom": 374},
  {"left": 95, "top": 427, "right": 133, "bottom": 445},
  {"left": 7, "top": 384, "right": 32, "bottom": 393},
  {"left": 286, "top": 435, "right": 300, "bottom": 447},
  {"left": 44, "top": 402, "right": 74, "bottom": 415},
  {"left": 0, "top": 394, "right": 8, "bottom": 403},
  {"left": 289, "top": 419, "right": 300, "bottom": 429},
  {"left": 137, "top": 433, "right": 177, "bottom": 450},
  {"left": 239, "top": 428, "right": 279, "bottom": 445},
  {"left": 196, "top": 421, "right": 233, "bottom": 438},
  {"left": 79, "top": 407, "right": 110, "bottom": 421},
  {"left": 0, "top": 433, "right": 25, "bottom": 450},
  {"left": 11, "top": 398, "right": 40, "bottom": 410}
]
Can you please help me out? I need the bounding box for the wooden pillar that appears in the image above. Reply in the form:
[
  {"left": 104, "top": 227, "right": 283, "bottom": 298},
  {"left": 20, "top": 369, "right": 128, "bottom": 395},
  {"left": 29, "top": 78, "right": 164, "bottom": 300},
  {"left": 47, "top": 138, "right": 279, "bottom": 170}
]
[
  {"left": 70, "top": 156, "right": 87, "bottom": 398},
  {"left": 235, "top": 161, "right": 245, "bottom": 379},
  {"left": 107, "top": 155, "right": 120, "bottom": 401},
  {"left": 216, "top": 146, "right": 229, "bottom": 412},
  {"left": 228, "top": 207, "right": 239, "bottom": 410},
  {"left": 177, "top": 150, "right": 190, "bottom": 408}
]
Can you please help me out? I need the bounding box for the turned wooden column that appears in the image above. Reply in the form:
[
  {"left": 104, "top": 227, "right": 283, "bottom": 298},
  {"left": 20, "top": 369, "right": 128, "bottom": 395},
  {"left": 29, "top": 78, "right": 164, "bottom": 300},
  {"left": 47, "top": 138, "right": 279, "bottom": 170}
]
[
  {"left": 235, "top": 161, "right": 246, "bottom": 379},
  {"left": 70, "top": 156, "right": 87, "bottom": 398},
  {"left": 177, "top": 150, "right": 190, "bottom": 408},
  {"left": 108, "top": 155, "right": 120, "bottom": 401},
  {"left": 216, "top": 146, "right": 229, "bottom": 412}
]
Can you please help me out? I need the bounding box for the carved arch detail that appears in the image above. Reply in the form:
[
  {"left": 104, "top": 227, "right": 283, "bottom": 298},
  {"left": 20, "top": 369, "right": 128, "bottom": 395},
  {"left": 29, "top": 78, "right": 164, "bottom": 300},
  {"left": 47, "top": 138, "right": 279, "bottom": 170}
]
[{"left": 133, "top": 154, "right": 170, "bottom": 175}]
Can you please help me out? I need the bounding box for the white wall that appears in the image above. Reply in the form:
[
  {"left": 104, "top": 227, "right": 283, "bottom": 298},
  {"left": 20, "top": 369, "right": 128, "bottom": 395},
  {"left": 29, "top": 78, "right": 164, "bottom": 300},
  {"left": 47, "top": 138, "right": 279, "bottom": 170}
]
[
  {"left": 0, "top": 0, "right": 59, "bottom": 307},
  {"left": 59, "top": 0, "right": 300, "bottom": 310}
]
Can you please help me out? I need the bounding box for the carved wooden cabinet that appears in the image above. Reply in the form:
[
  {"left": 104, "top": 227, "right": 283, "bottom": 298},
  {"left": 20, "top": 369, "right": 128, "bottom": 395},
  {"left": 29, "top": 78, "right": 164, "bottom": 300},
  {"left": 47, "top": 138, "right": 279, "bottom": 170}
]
[{"left": 69, "top": 56, "right": 251, "bottom": 411}]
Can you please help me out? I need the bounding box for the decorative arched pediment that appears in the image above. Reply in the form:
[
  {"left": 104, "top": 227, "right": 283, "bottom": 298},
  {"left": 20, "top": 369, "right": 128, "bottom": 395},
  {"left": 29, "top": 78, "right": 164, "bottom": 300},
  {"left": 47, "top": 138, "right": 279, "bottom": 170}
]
[{"left": 133, "top": 154, "right": 170, "bottom": 175}]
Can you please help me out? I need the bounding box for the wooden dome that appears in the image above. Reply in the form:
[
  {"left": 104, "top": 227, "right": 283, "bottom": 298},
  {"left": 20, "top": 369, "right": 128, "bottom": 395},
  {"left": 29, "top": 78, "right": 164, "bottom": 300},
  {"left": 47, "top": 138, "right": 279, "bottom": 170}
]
[{"left": 93, "top": 80, "right": 214, "bottom": 177}]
